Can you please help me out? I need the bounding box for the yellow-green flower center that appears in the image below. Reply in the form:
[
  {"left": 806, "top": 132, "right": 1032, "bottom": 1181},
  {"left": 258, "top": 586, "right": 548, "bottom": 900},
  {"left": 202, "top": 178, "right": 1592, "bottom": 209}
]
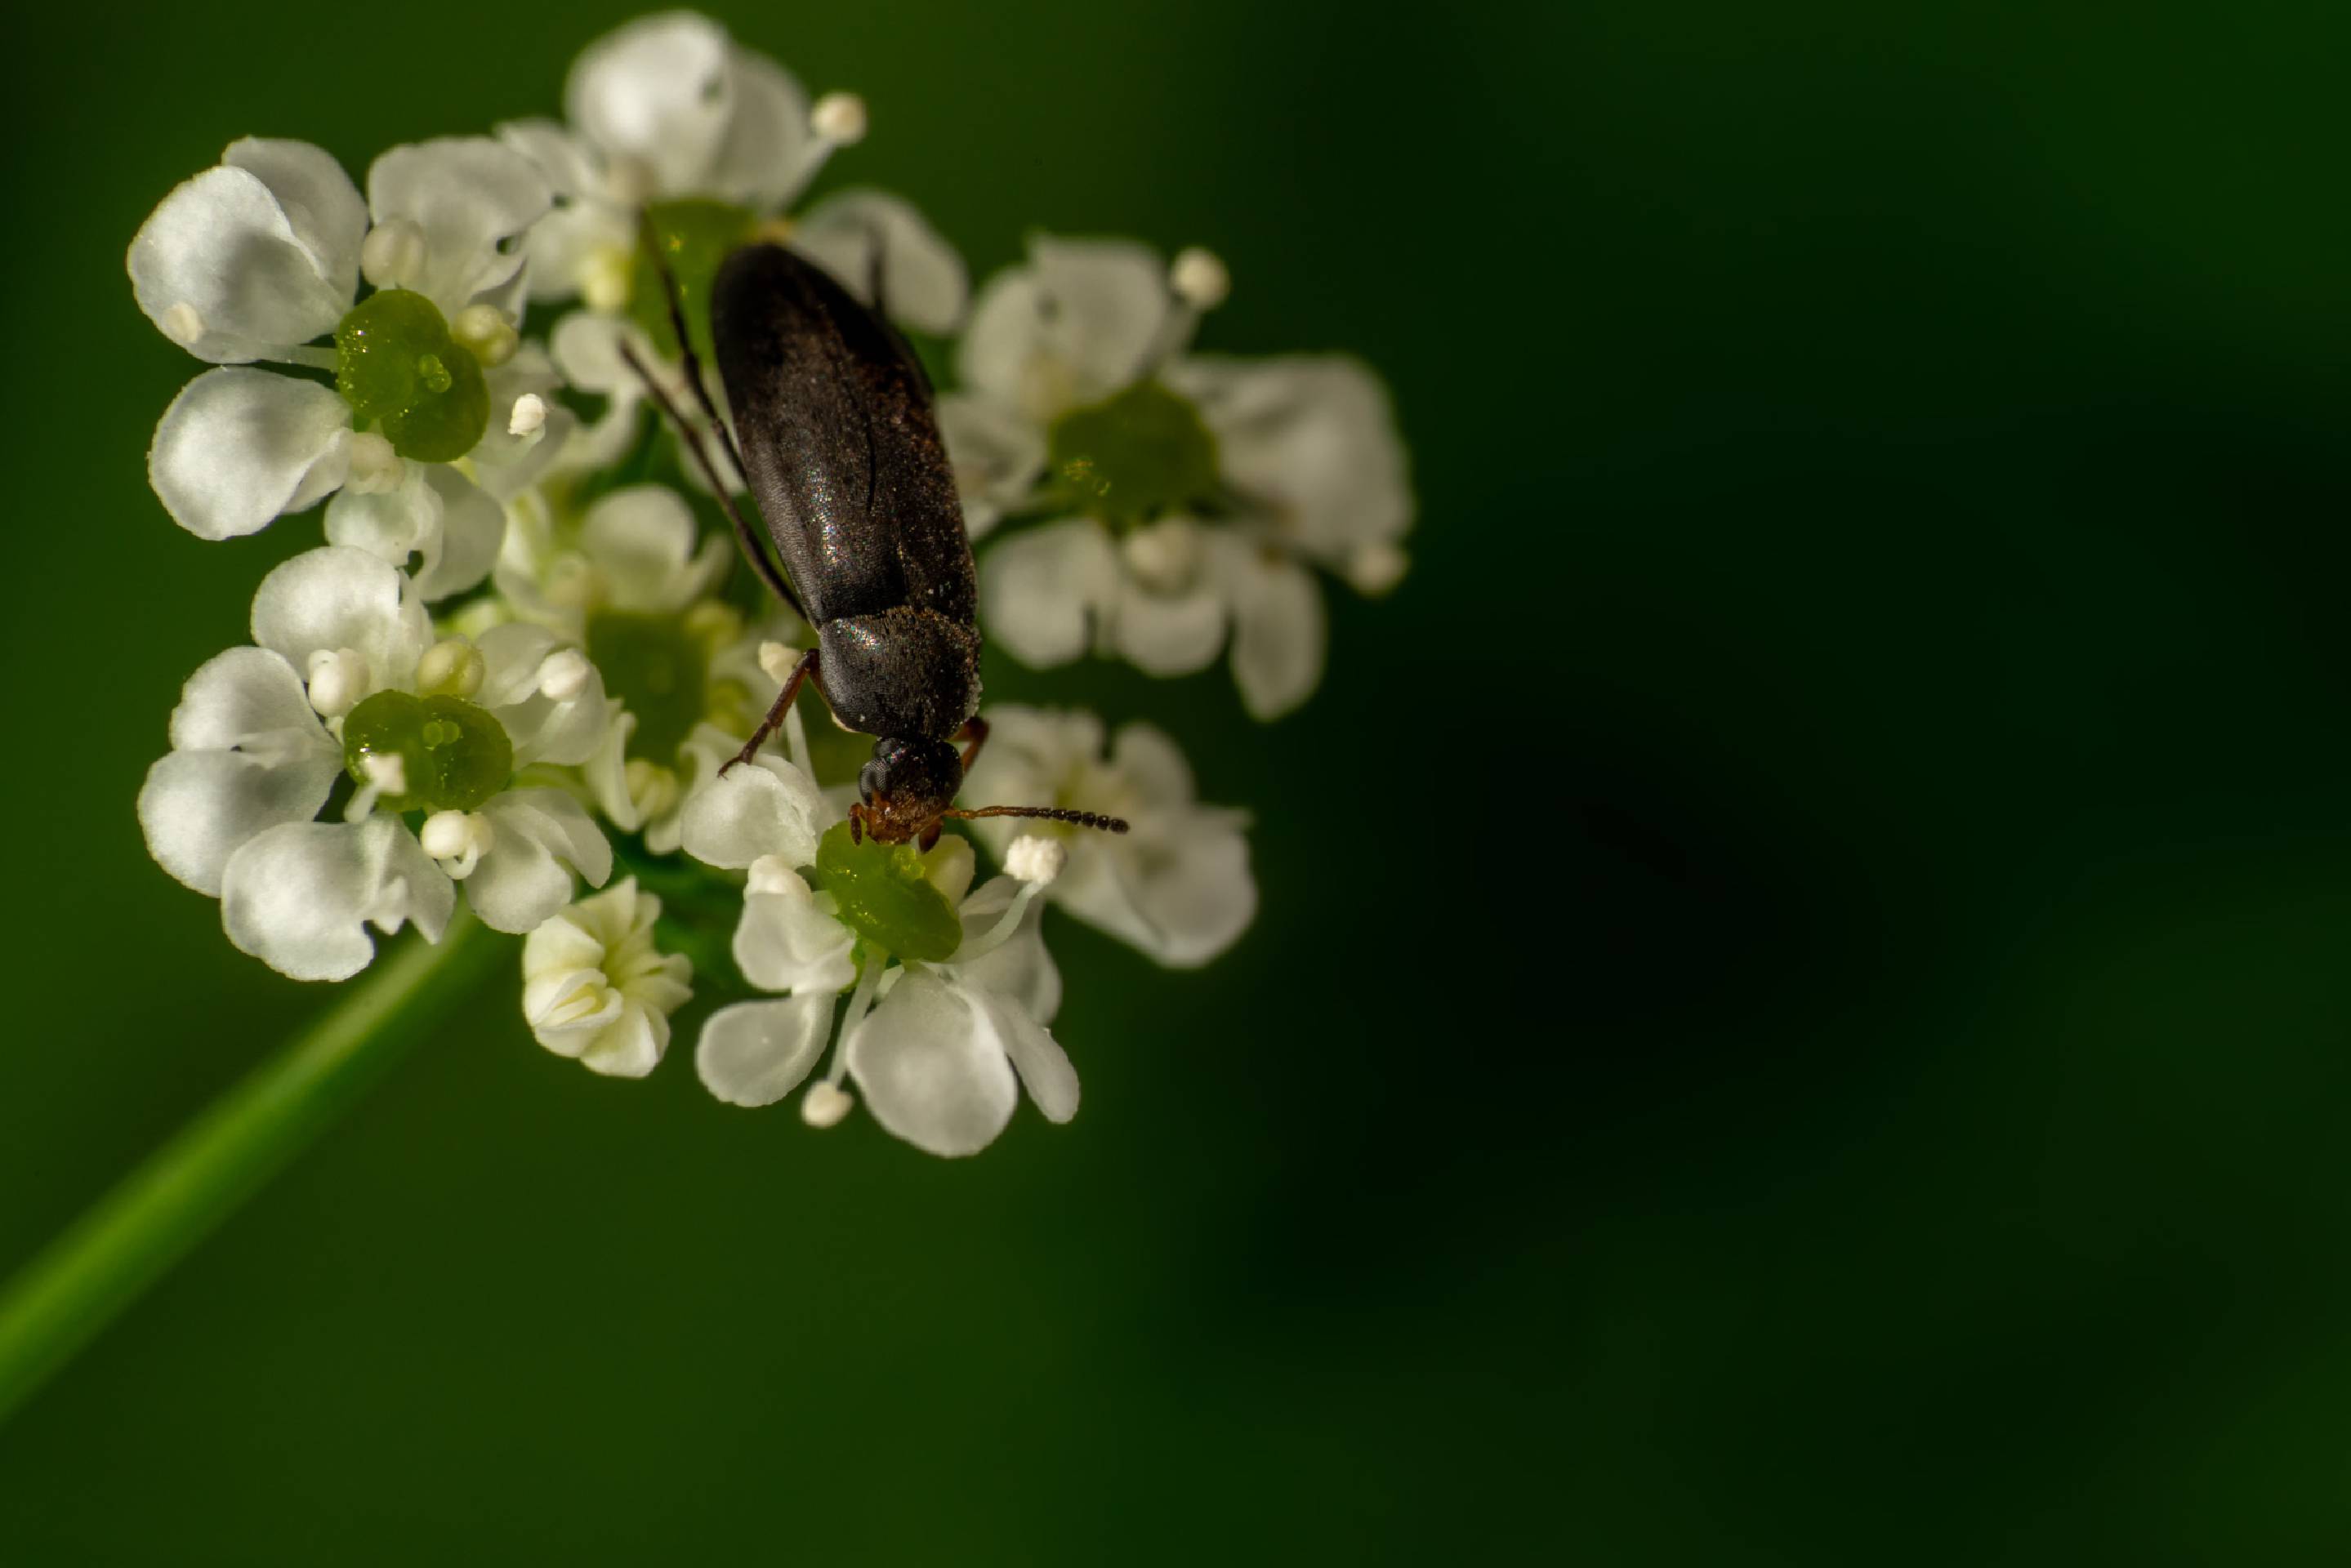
[
  {"left": 1045, "top": 379, "right": 1220, "bottom": 528},
  {"left": 627, "top": 199, "right": 756, "bottom": 365},
  {"left": 334, "top": 289, "right": 489, "bottom": 462},
  {"left": 341, "top": 691, "right": 513, "bottom": 813},
  {"left": 810, "top": 822, "right": 962, "bottom": 962}
]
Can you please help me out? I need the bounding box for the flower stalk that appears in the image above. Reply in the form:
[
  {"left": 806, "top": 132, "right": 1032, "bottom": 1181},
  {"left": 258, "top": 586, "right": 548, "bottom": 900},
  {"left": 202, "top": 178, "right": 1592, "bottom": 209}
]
[{"left": 0, "top": 911, "right": 499, "bottom": 1425}]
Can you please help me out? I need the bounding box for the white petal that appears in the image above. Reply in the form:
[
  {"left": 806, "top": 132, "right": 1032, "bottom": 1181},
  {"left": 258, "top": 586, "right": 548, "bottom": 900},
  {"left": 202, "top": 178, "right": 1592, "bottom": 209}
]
[
  {"left": 952, "top": 879, "right": 1063, "bottom": 1024},
  {"left": 695, "top": 996, "right": 834, "bottom": 1107},
  {"left": 149, "top": 370, "right": 350, "bottom": 541},
  {"left": 952, "top": 705, "right": 1070, "bottom": 827},
  {"left": 792, "top": 189, "right": 968, "bottom": 336},
  {"left": 251, "top": 545, "right": 432, "bottom": 692},
  {"left": 322, "top": 465, "right": 498, "bottom": 601},
  {"left": 518, "top": 198, "right": 631, "bottom": 305},
  {"left": 582, "top": 484, "right": 729, "bottom": 612},
  {"left": 937, "top": 392, "right": 1046, "bottom": 538},
  {"left": 960, "top": 237, "right": 1170, "bottom": 414},
  {"left": 1221, "top": 546, "right": 1326, "bottom": 719},
  {"left": 707, "top": 49, "right": 814, "bottom": 211},
  {"left": 165, "top": 645, "right": 324, "bottom": 753},
  {"left": 139, "top": 749, "right": 340, "bottom": 898},
  {"left": 968, "top": 986, "right": 1079, "bottom": 1124},
  {"left": 845, "top": 972, "right": 1018, "bottom": 1157},
  {"left": 677, "top": 755, "right": 832, "bottom": 870},
  {"left": 1112, "top": 572, "right": 1228, "bottom": 676},
  {"left": 221, "top": 818, "right": 453, "bottom": 982},
  {"left": 475, "top": 621, "right": 609, "bottom": 767},
  {"left": 367, "top": 138, "right": 552, "bottom": 318},
  {"left": 582, "top": 1004, "right": 669, "bottom": 1078},
  {"left": 565, "top": 11, "right": 734, "bottom": 194},
  {"left": 494, "top": 118, "right": 600, "bottom": 201},
  {"left": 1058, "top": 814, "right": 1256, "bottom": 969},
  {"left": 1168, "top": 354, "right": 1412, "bottom": 564},
  {"left": 127, "top": 166, "right": 348, "bottom": 363},
  {"left": 465, "top": 790, "right": 613, "bottom": 933},
  {"left": 979, "top": 519, "right": 1119, "bottom": 668},
  {"left": 1109, "top": 722, "right": 1197, "bottom": 810},
  {"left": 221, "top": 137, "right": 367, "bottom": 305},
  {"left": 734, "top": 884, "right": 856, "bottom": 995}
]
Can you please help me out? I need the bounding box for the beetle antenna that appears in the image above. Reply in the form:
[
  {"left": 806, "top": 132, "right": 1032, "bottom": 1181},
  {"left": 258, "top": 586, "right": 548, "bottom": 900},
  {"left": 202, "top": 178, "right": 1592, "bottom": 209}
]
[
  {"left": 634, "top": 209, "right": 748, "bottom": 483},
  {"left": 616, "top": 338, "right": 809, "bottom": 626},
  {"left": 944, "top": 805, "right": 1131, "bottom": 834}
]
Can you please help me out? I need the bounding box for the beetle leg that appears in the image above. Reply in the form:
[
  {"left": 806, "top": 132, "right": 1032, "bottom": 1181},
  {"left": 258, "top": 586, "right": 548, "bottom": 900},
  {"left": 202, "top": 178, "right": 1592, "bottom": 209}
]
[
  {"left": 723, "top": 646, "right": 823, "bottom": 776},
  {"left": 616, "top": 339, "right": 810, "bottom": 626},
  {"left": 636, "top": 210, "right": 749, "bottom": 484},
  {"left": 952, "top": 715, "right": 989, "bottom": 777}
]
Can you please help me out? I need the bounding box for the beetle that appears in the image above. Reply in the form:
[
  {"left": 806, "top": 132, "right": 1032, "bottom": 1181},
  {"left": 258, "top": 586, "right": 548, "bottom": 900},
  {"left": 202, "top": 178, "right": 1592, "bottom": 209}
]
[{"left": 617, "top": 222, "right": 1126, "bottom": 850}]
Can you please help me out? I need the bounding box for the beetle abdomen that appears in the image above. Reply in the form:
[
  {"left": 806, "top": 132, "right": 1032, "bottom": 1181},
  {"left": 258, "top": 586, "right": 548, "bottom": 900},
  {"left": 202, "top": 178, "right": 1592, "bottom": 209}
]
[{"left": 710, "top": 243, "right": 975, "bottom": 630}]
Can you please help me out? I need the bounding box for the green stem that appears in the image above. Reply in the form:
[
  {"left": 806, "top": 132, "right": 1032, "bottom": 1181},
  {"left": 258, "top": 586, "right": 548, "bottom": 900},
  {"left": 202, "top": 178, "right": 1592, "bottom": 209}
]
[{"left": 0, "top": 911, "right": 502, "bottom": 1425}]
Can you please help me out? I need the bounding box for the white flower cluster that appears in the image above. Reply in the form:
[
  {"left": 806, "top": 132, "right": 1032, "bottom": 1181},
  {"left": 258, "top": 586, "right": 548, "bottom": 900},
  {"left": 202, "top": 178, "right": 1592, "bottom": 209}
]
[{"left": 129, "top": 11, "right": 1400, "bottom": 1158}]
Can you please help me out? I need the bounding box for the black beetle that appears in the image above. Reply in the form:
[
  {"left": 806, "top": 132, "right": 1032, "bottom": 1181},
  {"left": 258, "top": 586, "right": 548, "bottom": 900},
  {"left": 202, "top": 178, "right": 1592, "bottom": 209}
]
[{"left": 618, "top": 225, "right": 1127, "bottom": 851}]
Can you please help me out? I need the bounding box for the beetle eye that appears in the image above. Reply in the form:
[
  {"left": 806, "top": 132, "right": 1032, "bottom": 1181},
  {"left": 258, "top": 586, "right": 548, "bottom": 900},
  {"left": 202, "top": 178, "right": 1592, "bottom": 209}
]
[{"left": 857, "top": 760, "right": 887, "bottom": 802}]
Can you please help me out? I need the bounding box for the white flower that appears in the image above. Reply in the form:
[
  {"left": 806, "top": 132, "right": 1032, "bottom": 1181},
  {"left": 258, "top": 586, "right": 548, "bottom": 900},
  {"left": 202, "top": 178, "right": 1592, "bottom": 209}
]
[
  {"left": 961, "top": 707, "right": 1255, "bottom": 967},
  {"left": 946, "top": 234, "right": 1411, "bottom": 718},
  {"left": 503, "top": 10, "right": 965, "bottom": 330},
  {"left": 521, "top": 878, "right": 693, "bottom": 1077},
  {"left": 137, "top": 548, "right": 612, "bottom": 978},
  {"left": 131, "top": 136, "right": 562, "bottom": 589},
  {"left": 679, "top": 760, "right": 1077, "bottom": 1156},
  {"left": 490, "top": 482, "right": 801, "bottom": 849}
]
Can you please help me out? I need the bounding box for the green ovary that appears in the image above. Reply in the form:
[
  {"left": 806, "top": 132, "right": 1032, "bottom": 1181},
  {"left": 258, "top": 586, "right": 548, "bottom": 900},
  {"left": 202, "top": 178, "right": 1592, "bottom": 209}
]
[
  {"left": 588, "top": 611, "right": 710, "bottom": 764},
  {"left": 809, "top": 822, "right": 963, "bottom": 963},
  {"left": 1045, "top": 379, "right": 1221, "bottom": 528},
  {"left": 627, "top": 199, "right": 757, "bottom": 367},
  {"left": 341, "top": 692, "right": 513, "bottom": 813},
  {"left": 334, "top": 289, "right": 489, "bottom": 462}
]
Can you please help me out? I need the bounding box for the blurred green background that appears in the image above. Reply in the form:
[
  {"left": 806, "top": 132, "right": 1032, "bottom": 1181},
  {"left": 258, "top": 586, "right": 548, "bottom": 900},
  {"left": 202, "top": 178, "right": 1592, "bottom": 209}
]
[{"left": 7, "top": 0, "right": 2351, "bottom": 1559}]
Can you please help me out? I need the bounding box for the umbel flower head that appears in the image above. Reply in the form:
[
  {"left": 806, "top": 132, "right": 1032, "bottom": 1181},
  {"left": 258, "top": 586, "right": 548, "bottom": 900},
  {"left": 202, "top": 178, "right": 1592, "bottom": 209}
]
[
  {"left": 130, "top": 137, "right": 570, "bottom": 584},
  {"left": 945, "top": 235, "right": 1413, "bottom": 719},
  {"left": 120, "top": 7, "right": 1405, "bottom": 1164},
  {"left": 138, "top": 548, "right": 612, "bottom": 979}
]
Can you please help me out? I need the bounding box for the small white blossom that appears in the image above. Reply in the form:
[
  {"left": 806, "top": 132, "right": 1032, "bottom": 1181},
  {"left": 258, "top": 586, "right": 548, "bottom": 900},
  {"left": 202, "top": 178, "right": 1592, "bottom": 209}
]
[
  {"left": 522, "top": 878, "right": 693, "bottom": 1077},
  {"left": 678, "top": 759, "right": 1077, "bottom": 1156},
  {"left": 961, "top": 706, "right": 1255, "bottom": 967},
  {"left": 945, "top": 235, "right": 1411, "bottom": 718},
  {"left": 138, "top": 548, "right": 612, "bottom": 978},
  {"left": 503, "top": 11, "right": 966, "bottom": 330},
  {"left": 130, "top": 136, "right": 564, "bottom": 590}
]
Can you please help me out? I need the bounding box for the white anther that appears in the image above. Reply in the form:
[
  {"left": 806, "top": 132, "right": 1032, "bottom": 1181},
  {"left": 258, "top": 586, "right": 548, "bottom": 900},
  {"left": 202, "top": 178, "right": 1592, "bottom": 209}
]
[
  {"left": 1121, "top": 519, "right": 1202, "bottom": 591},
  {"left": 359, "top": 752, "right": 408, "bottom": 796},
  {"left": 506, "top": 392, "right": 548, "bottom": 438},
  {"left": 1345, "top": 541, "right": 1409, "bottom": 598},
  {"left": 747, "top": 853, "right": 802, "bottom": 897},
  {"left": 810, "top": 91, "right": 868, "bottom": 145},
  {"left": 1169, "top": 247, "right": 1230, "bottom": 310},
  {"left": 343, "top": 431, "right": 404, "bottom": 495},
  {"left": 159, "top": 301, "right": 207, "bottom": 347},
  {"left": 306, "top": 647, "right": 371, "bottom": 718},
  {"left": 416, "top": 637, "right": 485, "bottom": 699},
  {"left": 758, "top": 640, "right": 801, "bottom": 684},
  {"left": 359, "top": 217, "right": 428, "bottom": 290},
  {"left": 801, "top": 1080, "right": 854, "bottom": 1129},
  {"left": 535, "top": 647, "right": 592, "bottom": 702},
  {"left": 420, "top": 808, "right": 495, "bottom": 876},
  {"left": 453, "top": 303, "right": 520, "bottom": 368},
  {"left": 1005, "top": 835, "right": 1067, "bottom": 887}
]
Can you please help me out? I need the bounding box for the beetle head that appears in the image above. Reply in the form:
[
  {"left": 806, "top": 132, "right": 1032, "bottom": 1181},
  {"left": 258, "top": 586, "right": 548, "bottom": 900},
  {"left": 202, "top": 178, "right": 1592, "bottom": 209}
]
[{"left": 850, "top": 736, "right": 964, "bottom": 845}]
